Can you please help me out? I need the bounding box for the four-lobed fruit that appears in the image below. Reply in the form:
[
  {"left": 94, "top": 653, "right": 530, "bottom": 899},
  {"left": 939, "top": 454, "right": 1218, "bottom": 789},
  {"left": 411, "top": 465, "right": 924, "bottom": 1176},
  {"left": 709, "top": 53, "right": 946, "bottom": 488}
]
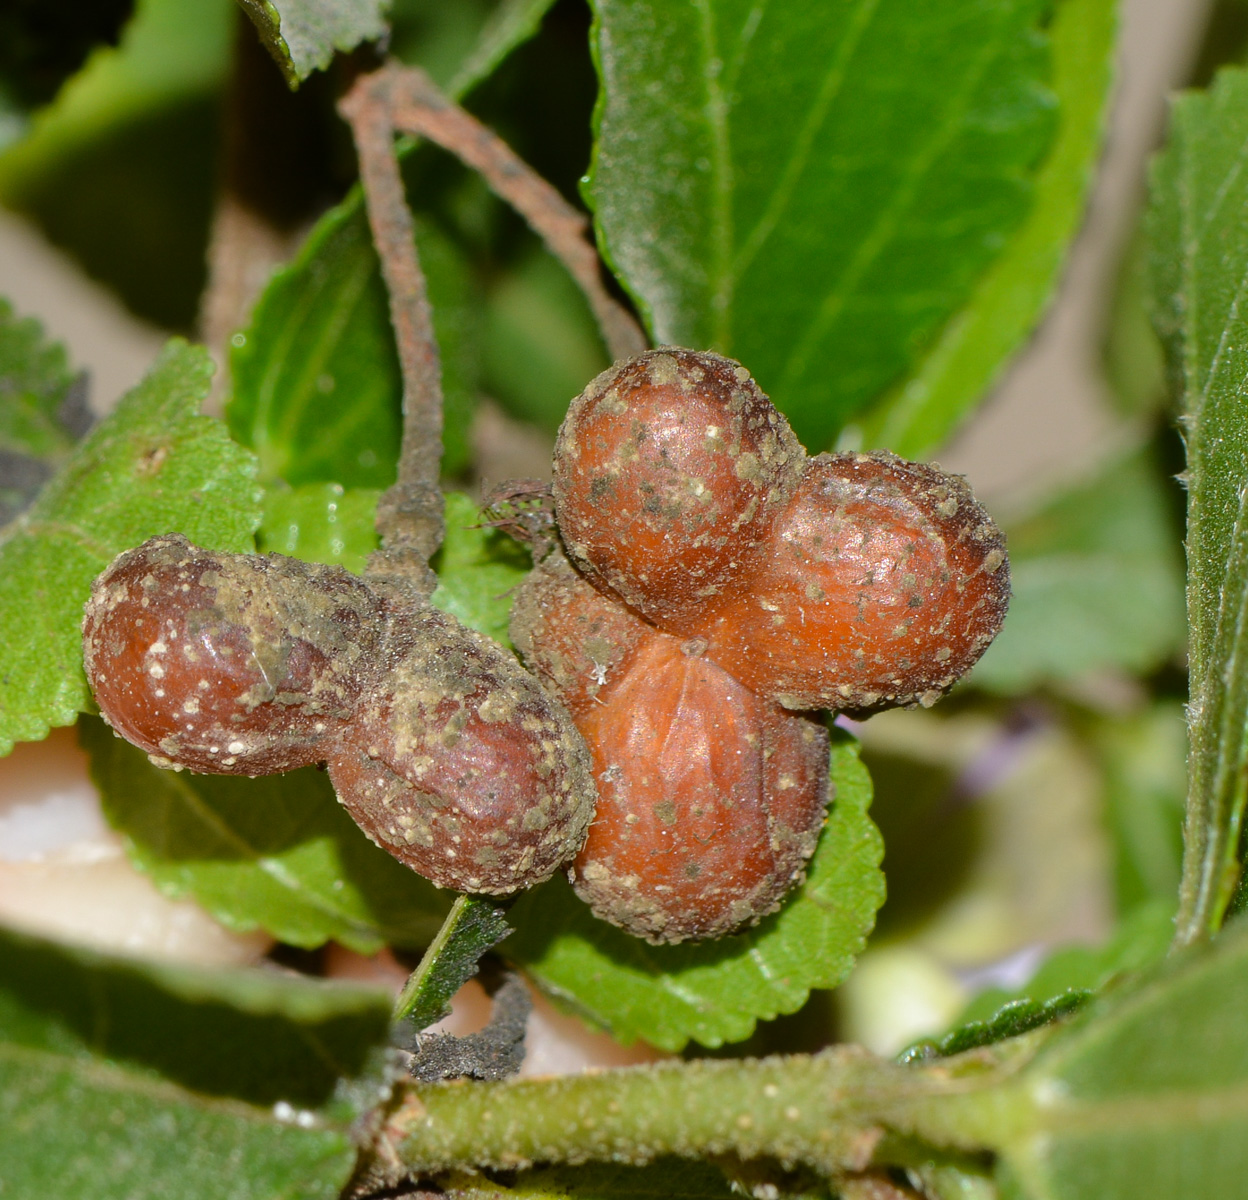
[
  {"left": 512, "top": 551, "right": 830, "bottom": 943},
  {"left": 514, "top": 347, "right": 1010, "bottom": 942},
  {"left": 83, "top": 535, "right": 595, "bottom": 895}
]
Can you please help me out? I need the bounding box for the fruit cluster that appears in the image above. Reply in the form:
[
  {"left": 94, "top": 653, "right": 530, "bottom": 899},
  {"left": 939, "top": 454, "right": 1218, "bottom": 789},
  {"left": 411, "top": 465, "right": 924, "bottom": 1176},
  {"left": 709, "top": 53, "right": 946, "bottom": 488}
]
[
  {"left": 82, "top": 534, "right": 595, "bottom": 894},
  {"left": 511, "top": 348, "right": 1009, "bottom": 943}
]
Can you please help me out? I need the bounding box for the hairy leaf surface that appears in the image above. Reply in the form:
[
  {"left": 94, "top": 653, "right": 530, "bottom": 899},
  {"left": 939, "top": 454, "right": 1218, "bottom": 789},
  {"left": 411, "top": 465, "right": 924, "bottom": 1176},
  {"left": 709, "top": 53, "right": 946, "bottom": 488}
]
[
  {"left": 587, "top": 0, "right": 1055, "bottom": 450},
  {"left": 0, "top": 342, "right": 260, "bottom": 755},
  {"left": 506, "top": 731, "right": 883, "bottom": 1051},
  {"left": 396, "top": 894, "right": 513, "bottom": 1027},
  {"left": 1148, "top": 66, "right": 1248, "bottom": 942},
  {"left": 997, "top": 917, "right": 1248, "bottom": 1199}
]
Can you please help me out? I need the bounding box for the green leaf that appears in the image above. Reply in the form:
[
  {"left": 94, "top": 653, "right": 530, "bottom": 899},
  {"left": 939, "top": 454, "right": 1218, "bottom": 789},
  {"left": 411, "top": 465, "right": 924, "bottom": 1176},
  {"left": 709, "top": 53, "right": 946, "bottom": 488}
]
[
  {"left": 257, "top": 482, "right": 382, "bottom": 574},
  {"left": 1091, "top": 703, "right": 1186, "bottom": 917},
  {"left": 0, "top": 297, "right": 87, "bottom": 525},
  {"left": 444, "top": 0, "right": 559, "bottom": 99},
  {"left": 82, "top": 714, "right": 453, "bottom": 953},
  {"left": 0, "top": 341, "right": 261, "bottom": 756},
  {"left": 0, "top": 922, "right": 390, "bottom": 1198},
  {"left": 859, "top": 0, "right": 1118, "bottom": 456},
  {"left": 236, "top": 0, "right": 388, "bottom": 88},
  {"left": 967, "top": 448, "right": 1186, "bottom": 694},
  {"left": 0, "top": 1, "right": 134, "bottom": 132},
  {"left": 483, "top": 245, "right": 611, "bottom": 433},
  {"left": 505, "top": 730, "right": 883, "bottom": 1052},
  {"left": 395, "top": 894, "right": 513, "bottom": 1026},
  {"left": 994, "top": 915, "right": 1248, "bottom": 1199},
  {"left": 430, "top": 491, "right": 532, "bottom": 650},
  {"left": 586, "top": 0, "right": 1056, "bottom": 450},
  {"left": 1147, "top": 65, "right": 1248, "bottom": 943},
  {"left": 229, "top": 204, "right": 479, "bottom": 488},
  {"left": 0, "top": 0, "right": 233, "bottom": 328},
  {"left": 0, "top": 297, "right": 79, "bottom": 459},
  {"left": 902, "top": 991, "right": 1093, "bottom": 1065}
]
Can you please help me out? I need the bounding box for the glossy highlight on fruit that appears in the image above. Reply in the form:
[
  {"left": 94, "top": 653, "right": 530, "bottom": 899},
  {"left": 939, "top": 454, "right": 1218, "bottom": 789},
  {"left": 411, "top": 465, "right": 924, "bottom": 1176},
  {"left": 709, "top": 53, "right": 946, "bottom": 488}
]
[
  {"left": 554, "top": 348, "right": 803, "bottom": 626},
  {"left": 82, "top": 534, "right": 384, "bottom": 774}
]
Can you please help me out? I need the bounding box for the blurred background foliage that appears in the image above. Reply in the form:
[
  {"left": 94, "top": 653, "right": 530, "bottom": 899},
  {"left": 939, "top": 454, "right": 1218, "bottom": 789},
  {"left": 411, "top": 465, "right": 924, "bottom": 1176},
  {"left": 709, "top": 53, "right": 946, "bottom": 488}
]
[{"left": 2, "top": 0, "right": 1242, "bottom": 1062}]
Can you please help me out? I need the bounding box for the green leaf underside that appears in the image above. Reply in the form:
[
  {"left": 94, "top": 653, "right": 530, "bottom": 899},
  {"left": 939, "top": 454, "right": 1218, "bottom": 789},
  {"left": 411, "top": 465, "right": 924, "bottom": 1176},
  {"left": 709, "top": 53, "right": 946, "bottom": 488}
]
[
  {"left": 586, "top": 0, "right": 1055, "bottom": 451},
  {"left": 997, "top": 917, "right": 1248, "bottom": 1199},
  {"left": 229, "top": 207, "right": 478, "bottom": 490},
  {"left": 505, "top": 731, "right": 883, "bottom": 1052},
  {"left": 0, "top": 341, "right": 261, "bottom": 756},
  {"left": 430, "top": 491, "right": 532, "bottom": 649},
  {"left": 82, "top": 716, "right": 453, "bottom": 953},
  {"left": 0, "top": 297, "right": 78, "bottom": 460},
  {"left": 395, "top": 894, "right": 513, "bottom": 1027},
  {"left": 967, "top": 449, "right": 1185, "bottom": 694},
  {"left": 0, "top": 923, "right": 390, "bottom": 1198},
  {"left": 1148, "top": 66, "right": 1248, "bottom": 942},
  {"left": 257, "top": 482, "right": 383, "bottom": 574},
  {"left": 860, "top": 0, "right": 1117, "bottom": 456},
  {"left": 236, "top": 0, "right": 388, "bottom": 87}
]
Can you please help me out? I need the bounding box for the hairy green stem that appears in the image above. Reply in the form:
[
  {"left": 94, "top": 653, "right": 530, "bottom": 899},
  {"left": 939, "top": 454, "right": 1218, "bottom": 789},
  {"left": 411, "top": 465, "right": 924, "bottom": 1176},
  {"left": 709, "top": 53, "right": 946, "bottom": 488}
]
[{"left": 381, "top": 1047, "right": 1030, "bottom": 1181}]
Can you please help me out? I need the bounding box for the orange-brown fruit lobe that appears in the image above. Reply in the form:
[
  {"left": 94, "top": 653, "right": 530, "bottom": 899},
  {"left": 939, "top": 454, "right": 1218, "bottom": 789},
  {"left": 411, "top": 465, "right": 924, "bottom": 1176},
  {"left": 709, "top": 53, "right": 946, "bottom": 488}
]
[
  {"left": 510, "top": 552, "right": 830, "bottom": 942},
  {"left": 554, "top": 348, "right": 803, "bottom": 626},
  {"left": 326, "top": 605, "right": 596, "bottom": 894},
  {"left": 82, "top": 535, "right": 384, "bottom": 774},
  {"left": 570, "top": 635, "right": 830, "bottom": 943},
  {"left": 509, "top": 549, "right": 654, "bottom": 717},
  {"left": 697, "top": 451, "right": 1010, "bottom": 711}
]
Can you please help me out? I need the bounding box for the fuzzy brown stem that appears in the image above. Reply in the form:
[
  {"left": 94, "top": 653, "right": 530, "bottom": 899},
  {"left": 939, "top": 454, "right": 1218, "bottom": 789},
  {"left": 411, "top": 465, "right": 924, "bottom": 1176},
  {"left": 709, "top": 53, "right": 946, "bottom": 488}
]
[
  {"left": 373, "top": 62, "right": 647, "bottom": 363},
  {"left": 340, "top": 68, "right": 445, "bottom": 589}
]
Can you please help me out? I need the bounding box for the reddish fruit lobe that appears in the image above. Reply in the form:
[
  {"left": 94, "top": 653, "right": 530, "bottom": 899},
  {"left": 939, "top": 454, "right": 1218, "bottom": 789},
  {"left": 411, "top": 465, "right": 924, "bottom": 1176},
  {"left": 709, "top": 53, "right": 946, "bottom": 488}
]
[
  {"left": 697, "top": 451, "right": 1010, "bottom": 711},
  {"left": 82, "top": 535, "right": 383, "bottom": 774},
  {"left": 511, "top": 553, "right": 830, "bottom": 943},
  {"left": 572, "top": 635, "right": 830, "bottom": 943},
  {"left": 554, "top": 348, "right": 803, "bottom": 627},
  {"left": 327, "top": 606, "right": 595, "bottom": 895}
]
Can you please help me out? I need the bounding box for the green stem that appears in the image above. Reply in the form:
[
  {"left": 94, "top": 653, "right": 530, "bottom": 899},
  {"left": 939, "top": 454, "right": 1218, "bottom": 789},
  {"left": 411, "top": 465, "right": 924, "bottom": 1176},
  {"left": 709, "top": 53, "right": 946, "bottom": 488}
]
[
  {"left": 394, "top": 894, "right": 511, "bottom": 1026},
  {"left": 383, "top": 1047, "right": 1033, "bottom": 1179}
]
